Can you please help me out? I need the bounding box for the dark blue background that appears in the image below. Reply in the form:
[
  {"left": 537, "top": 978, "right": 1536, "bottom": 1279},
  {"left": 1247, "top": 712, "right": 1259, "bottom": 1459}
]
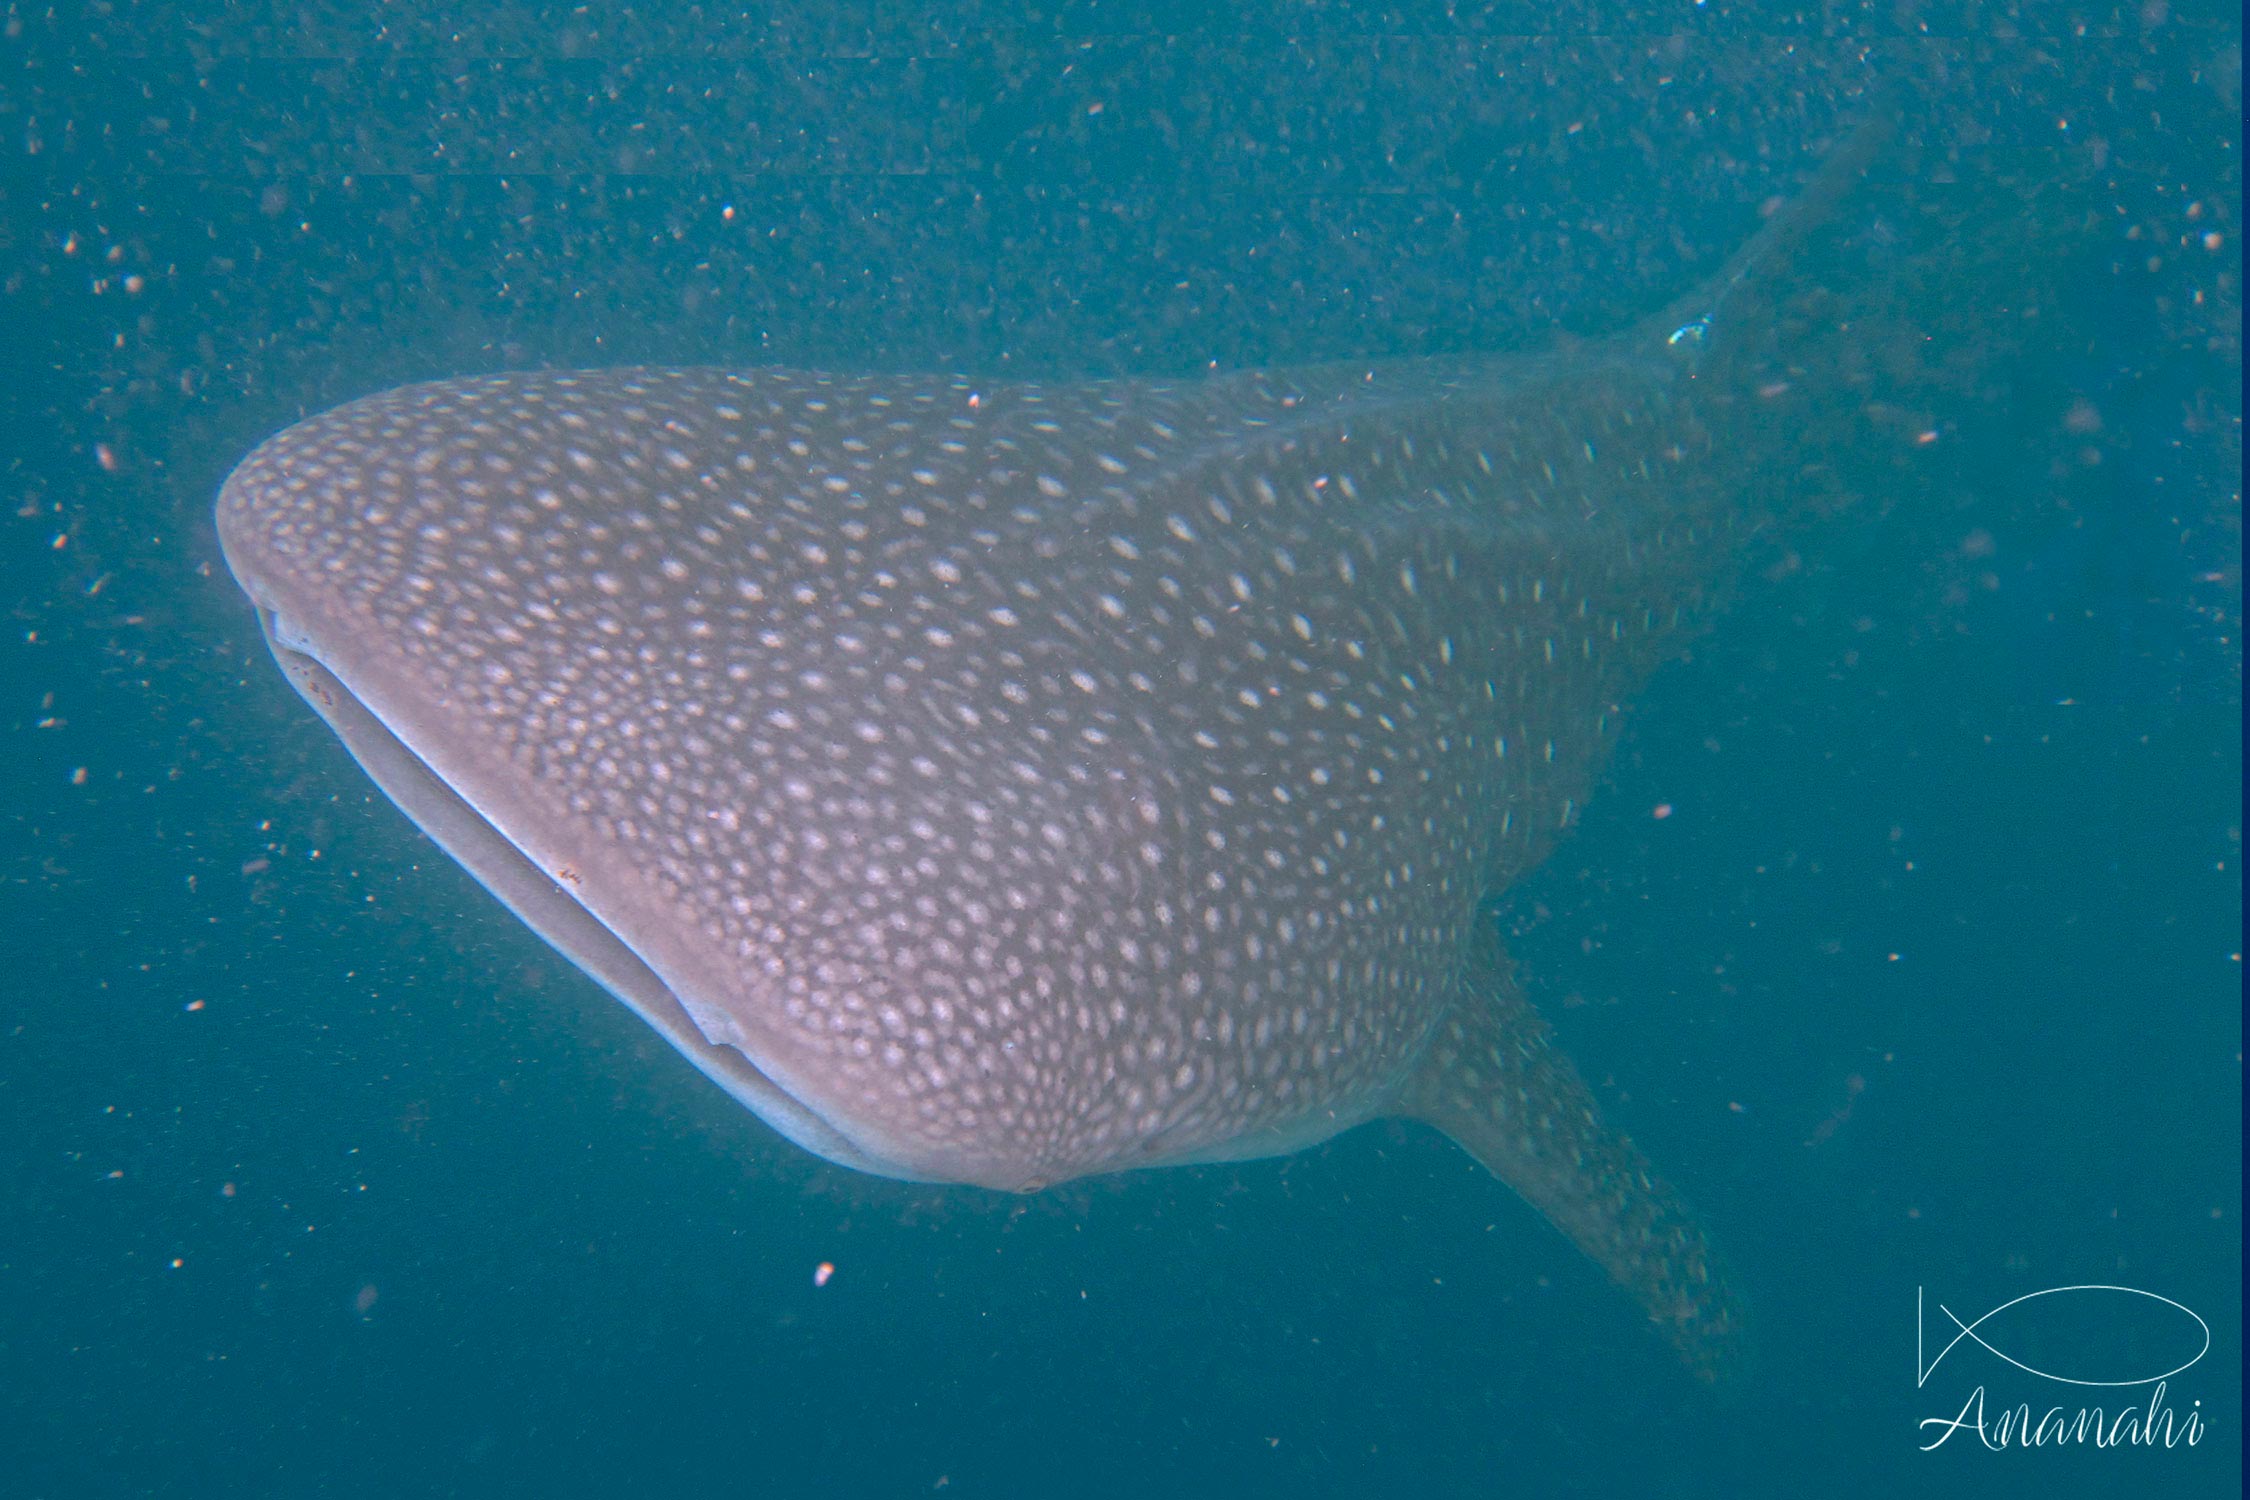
[{"left": 2, "top": 3, "right": 2238, "bottom": 1496}]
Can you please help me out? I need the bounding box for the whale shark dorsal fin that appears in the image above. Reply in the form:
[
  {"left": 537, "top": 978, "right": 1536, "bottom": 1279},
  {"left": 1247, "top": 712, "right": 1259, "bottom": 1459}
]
[{"left": 1649, "top": 104, "right": 1894, "bottom": 368}]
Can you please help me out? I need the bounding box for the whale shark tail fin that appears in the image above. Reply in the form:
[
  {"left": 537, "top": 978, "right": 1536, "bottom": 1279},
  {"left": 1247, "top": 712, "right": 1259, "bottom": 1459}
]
[{"left": 1399, "top": 951, "right": 1748, "bottom": 1385}]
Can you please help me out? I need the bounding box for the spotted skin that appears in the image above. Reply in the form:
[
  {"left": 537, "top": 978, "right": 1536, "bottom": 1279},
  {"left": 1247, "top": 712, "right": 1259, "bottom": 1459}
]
[{"left": 218, "top": 343, "right": 1751, "bottom": 1369}]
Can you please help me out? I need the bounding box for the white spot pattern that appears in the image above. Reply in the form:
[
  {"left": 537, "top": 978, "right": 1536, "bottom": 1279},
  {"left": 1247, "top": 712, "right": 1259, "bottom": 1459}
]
[{"left": 216, "top": 356, "right": 1730, "bottom": 1189}]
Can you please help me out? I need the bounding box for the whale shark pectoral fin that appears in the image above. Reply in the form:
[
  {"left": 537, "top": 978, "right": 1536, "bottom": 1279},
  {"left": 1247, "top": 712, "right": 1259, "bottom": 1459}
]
[{"left": 1399, "top": 959, "right": 1747, "bottom": 1384}]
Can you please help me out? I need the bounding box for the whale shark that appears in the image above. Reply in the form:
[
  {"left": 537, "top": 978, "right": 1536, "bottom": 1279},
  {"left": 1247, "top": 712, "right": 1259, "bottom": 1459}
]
[{"left": 215, "top": 138, "right": 1881, "bottom": 1379}]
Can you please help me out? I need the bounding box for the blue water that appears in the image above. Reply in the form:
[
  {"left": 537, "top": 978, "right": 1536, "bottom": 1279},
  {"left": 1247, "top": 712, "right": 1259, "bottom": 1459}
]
[{"left": 2, "top": 5, "right": 2238, "bottom": 1497}]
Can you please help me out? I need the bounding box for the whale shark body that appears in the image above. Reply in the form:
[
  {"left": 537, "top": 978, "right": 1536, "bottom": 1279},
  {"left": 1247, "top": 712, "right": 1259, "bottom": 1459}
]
[{"left": 215, "top": 161, "right": 1881, "bottom": 1374}]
